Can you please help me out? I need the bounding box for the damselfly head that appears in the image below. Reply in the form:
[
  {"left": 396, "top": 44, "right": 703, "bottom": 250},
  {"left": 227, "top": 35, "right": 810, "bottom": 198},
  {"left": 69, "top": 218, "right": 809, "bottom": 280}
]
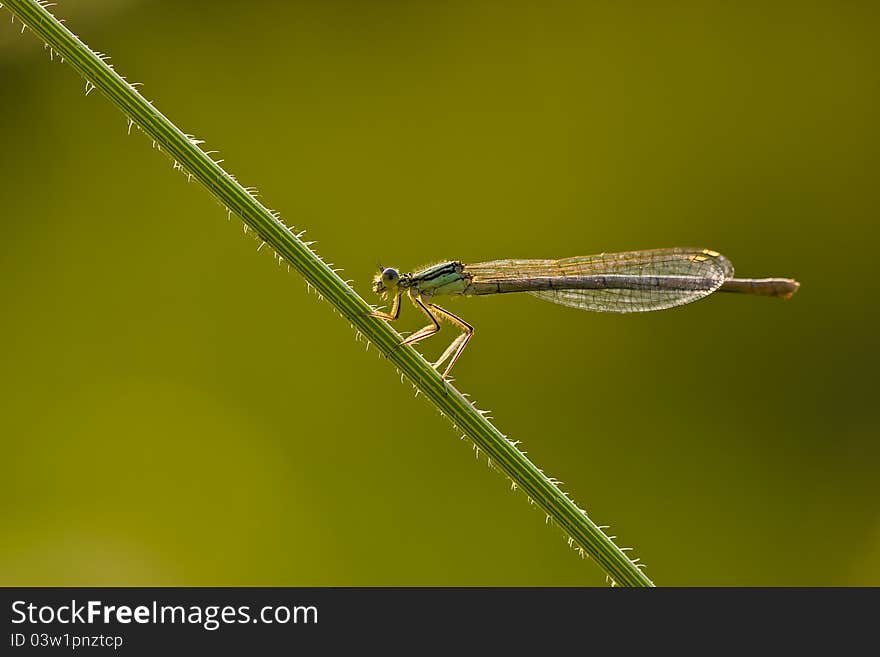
[{"left": 372, "top": 266, "right": 400, "bottom": 296}]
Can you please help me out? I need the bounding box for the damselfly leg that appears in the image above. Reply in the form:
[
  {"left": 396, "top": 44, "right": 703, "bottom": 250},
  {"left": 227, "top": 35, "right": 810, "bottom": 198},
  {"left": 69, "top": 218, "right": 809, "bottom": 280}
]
[
  {"left": 426, "top": 304, "right": 474, "bottom": 378},
  {"left": 368, "top": 291, "right": 401, "bottom": 321},
  {"left": 371, "top": 287, "right": 473, "bottom": 379}
]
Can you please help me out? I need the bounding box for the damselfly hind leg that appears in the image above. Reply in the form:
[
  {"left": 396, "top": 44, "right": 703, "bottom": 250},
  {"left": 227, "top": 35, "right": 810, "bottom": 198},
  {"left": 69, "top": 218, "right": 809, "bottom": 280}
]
[{"left": 427, "top": 304, "right": 474, "bottom": 379}]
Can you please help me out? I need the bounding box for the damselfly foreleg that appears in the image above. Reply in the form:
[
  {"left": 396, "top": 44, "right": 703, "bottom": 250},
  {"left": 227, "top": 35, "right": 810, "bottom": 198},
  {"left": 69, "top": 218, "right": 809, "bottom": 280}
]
[{"left": 368, "top": 291, "right": 402, "bottom": 321}]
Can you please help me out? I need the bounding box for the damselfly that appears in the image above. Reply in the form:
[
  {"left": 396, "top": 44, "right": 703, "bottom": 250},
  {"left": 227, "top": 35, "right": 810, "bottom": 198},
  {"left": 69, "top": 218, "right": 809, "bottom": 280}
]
[{"left": 370, "top": 248, "right": 799, "bottom": 378}]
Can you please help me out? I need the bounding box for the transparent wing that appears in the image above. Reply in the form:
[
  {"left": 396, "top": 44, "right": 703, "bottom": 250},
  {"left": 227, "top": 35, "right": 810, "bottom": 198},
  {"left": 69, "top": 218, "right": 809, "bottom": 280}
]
[{"left": 465, "top": 248, "right": 734, "bottom": 313}]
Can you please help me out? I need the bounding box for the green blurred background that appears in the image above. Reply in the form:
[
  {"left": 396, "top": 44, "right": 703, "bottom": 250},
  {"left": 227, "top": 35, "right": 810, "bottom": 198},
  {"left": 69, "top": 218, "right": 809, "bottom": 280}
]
[{"left": 1, "top": 1, "right": 877, "bottom": 586}]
